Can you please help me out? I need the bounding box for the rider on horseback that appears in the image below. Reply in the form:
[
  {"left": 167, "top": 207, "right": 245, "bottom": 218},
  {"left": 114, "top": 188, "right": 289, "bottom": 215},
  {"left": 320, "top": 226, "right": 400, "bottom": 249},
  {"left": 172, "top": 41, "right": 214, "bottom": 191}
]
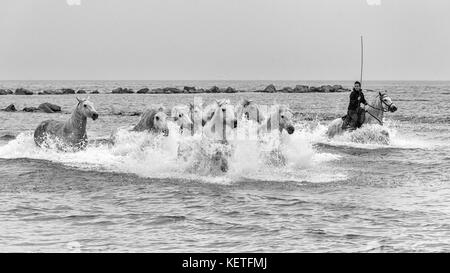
[{"left": 345, "top": 81, "right": 367, "bottom": 130}]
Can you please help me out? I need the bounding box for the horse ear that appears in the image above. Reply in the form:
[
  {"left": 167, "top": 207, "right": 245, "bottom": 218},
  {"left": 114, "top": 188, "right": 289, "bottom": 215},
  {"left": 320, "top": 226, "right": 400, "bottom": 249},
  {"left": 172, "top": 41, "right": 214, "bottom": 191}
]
[{"left": 76, "top": 97, "right": 82, "bottom": 104}]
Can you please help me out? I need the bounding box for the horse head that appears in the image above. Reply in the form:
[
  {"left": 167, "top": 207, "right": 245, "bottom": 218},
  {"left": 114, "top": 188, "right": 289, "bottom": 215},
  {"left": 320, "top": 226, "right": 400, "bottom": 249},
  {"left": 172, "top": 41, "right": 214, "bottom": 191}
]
[
  {"left": 171, "top": 105, "right": 193, "bottom": 132},
  {"left": 134, "top": 105, "right": 169, "bottom": 136},
  {"left": 236, "top": 99, "right": 265, "bottom": 124},
  {"left": 278, "top": 105, "right": 295, "bottom": 134},
  {"left": 266, "top": 105, "right": 295, "bottom": 134},
  {"left": 379, "top": 91, "right": 398, "bottom": 113},
  {"left": 76, "top": 97, "right": 99, "bottom": 120}
]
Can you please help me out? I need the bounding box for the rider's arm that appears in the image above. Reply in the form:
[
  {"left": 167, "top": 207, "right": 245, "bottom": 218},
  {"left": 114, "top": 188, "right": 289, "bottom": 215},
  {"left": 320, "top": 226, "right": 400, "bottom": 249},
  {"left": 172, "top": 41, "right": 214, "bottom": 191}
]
[{"left": 360, "top": 92, "right": 368, "bottom": 105}]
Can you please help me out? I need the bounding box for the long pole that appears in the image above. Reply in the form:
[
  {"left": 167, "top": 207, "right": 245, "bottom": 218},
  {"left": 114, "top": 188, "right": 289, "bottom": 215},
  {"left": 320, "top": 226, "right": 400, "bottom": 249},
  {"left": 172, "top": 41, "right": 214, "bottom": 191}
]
[{"left": 360, "top": 35, "right": 364, "bottom": 84}]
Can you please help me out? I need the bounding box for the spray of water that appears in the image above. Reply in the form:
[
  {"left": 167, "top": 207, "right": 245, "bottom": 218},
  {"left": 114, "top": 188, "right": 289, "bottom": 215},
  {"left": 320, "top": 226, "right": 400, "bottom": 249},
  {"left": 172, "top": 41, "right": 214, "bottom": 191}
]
[{"left": 0, "top": 120, "right": 343, "bottom": 184}]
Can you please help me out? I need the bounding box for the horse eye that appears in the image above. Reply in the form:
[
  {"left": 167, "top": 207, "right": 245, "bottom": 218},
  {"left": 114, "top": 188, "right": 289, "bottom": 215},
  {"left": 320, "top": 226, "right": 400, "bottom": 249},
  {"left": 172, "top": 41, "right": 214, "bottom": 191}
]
[
  {"left": 156, "top": 116, "right": 160, "bottom": 121},
  {"left": 179, "top": 114, "right": 182, "bottom": 118},
  {"left": 83, "top": 105, "right": 87, "bottom": 108},
  {"left": 281, "top": 115, "right": 285, "bottom": 119}
]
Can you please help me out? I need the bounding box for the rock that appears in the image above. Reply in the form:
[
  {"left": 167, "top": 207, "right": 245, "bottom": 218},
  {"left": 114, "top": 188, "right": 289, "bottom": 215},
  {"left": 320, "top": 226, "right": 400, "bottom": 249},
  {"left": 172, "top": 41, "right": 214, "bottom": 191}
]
[
  {"left": 137, "top": 88, "right": 150, "bottom": 94},
  {"left": 112, "top": 87, "right": 134, "bottom": 94},
  {"left": 38, "top": 103, "right": 61, "bottom": 113},
  {"left": 90, "top": 90, "right": 100, "bottom": 94},
  {"left": 336, "top": 88, "right": 350, "bottom": 92},
  {"left": 15, "top": 88, "right": 33, "bottom": 95},
  {"left": 207, "top": 86, "right": 220, "bottom": 93},
  {"left": 3, "top": 104, "right": 17, "bottom": 112},
  {"left": 224, "top": 87, "right": 237, "bottom": 93},
  {"left": 163, "top": 87, "right": 182, "bottom": 93},
  {"left": 294, "top": 85, "right": 309, "bottom": 93},
  {"left": 184, "top": 86, "right": 196, "bottom": 92},
  {"left": 332, "top": 85, "right": 343, "bottom": 91},
  {"left": 23, "top": 107, "right": 39, "bottom": 112},
  {"left": 261, "top": 84, "right": 277, "bottom": 93},
  {"left": 309, "top": 86, "right": 321, "bottom": 93},
  {"left": 52, "top": 90, "right": 64, "bottom": 95},
  {"left": 0, "top": 89, "right": 13, "bottom": 95},
  {"left": 282, "top": 87, "right": 294, "bottom": 93},
  {"left": 61, "top": 88, "right": 75, "bottom": 94},
  {"left": 151, "top": 88, "right": 165, "bottom": 94},
  {"left": 40, "top": 90, "right": 63, "bottom": 95},
  {"left": 77, "top": 90, "right": 87, "bottom": 94}
]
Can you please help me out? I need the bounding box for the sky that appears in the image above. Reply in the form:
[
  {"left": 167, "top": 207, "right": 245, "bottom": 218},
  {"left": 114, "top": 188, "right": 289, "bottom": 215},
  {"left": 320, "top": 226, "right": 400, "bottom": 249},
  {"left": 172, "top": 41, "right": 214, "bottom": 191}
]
[{"left": 0, "top": 0, "right": 449, "bottom": 81}]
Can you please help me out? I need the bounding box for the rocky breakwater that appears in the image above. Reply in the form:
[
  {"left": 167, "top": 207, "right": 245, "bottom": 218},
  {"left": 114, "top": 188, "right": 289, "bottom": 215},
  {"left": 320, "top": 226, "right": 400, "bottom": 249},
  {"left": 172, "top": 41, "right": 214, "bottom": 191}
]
[
  {"left": 129, "top": 86, "right": 238, "bottom": 94},
  {"left": 2, "top": 103, "right": 62, "bottom": 113},
  {"left": 257, "top": 84, "right": 350, "bottom": 93}
]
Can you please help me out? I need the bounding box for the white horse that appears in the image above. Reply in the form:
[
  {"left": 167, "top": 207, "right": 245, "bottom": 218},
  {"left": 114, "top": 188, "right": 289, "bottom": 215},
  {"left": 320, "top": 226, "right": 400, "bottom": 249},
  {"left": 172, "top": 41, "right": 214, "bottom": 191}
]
[
  {"left": 259, "top": 104, "right": 295, "bottom": 135},
  {"left": 171, "top": 105, "right": 194, "bottom": 135},
  {"left": 326, "top": 91, "right": 398, "bottom": 138},
  {"left": 235, "top": 99, "right": 266, "bottom": 124},
  {"left": 34, "top": 97, "right": 99, "bottom": 151},
  {"left": 254, "top": 104, "right": 296, "bottom": 166},
  {"left": 177, "top": 100, "right": 237, "bottom": 173},
  {"left": 202, "top": 99, "right": 238, "bottom": 141},
  {"left": 132, "top": 104, "right": 169, "bottom": 136}
]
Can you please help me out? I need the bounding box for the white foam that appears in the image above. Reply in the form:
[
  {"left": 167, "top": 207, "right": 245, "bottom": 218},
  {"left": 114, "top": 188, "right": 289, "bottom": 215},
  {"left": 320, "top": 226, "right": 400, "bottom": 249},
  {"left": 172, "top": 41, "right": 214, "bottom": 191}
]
[
  {"left": 0, "top": 121, "right": 343, "bottom": 184},
  {"left": 313, "top": 120, "right": 437, "bottom": 150}
]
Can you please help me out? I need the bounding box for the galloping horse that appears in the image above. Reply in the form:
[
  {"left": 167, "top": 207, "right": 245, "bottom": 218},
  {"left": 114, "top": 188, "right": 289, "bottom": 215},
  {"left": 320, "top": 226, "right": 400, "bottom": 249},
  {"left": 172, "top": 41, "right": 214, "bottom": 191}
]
[
  {"left": 202, "top": 99, "right": 238, "bottom": 141},
  {"left": 259, "top": 104, "right": 295, "bottom": 135},
  {"left": 34, "top": 97, "right": 99, "bottom": 150},
  {"left": 132, "top": 104, "right": 169, "bottom": 136},
  {"left": 171, "top": 105, "right": 194, "bottom": 135},
  {"left": 235, "top": 99, "right": 265, "bottom": 124},
  {"left": 326, "top": 91, "right": 398, "bottom": 138},
  {"left": 191, "top": 99, "right": 238, "bottom": 172}
]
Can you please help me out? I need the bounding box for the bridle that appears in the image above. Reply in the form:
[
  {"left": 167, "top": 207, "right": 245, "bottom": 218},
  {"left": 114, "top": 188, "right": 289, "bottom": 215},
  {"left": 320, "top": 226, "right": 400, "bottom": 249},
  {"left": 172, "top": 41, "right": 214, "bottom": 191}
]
[
  {"left": 366, "top": 92, "right": 394, "bottom": 112},
  {"left": 364, "top": 92, "right": 393, "bottom": 125}
]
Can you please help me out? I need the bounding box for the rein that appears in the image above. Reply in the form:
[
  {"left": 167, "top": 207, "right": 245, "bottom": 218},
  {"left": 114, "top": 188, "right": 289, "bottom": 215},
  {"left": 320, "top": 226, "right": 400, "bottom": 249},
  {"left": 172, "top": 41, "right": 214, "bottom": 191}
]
[
  {"left": 364, "top": 93, "right": 392, "bottom": 125},
  {"left": 364, "top": 109, "right": 383, "bottom": 125}
]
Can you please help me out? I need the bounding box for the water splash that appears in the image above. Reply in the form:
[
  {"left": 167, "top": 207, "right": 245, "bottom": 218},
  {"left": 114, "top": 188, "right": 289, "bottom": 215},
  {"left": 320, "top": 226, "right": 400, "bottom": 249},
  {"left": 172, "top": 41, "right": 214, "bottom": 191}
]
[
  {"left": 0, "top": 121, "right": 342, "bottom": 184},
  {"left": 306, "top": 120, "right": 436, "bottom": 150}
]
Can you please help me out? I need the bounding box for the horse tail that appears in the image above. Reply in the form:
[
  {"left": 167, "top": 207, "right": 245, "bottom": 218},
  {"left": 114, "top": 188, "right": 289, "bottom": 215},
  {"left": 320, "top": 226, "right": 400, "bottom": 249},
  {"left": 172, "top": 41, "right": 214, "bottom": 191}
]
[{"left": 34, "top": 120, "right": 51, "bottom": 147}]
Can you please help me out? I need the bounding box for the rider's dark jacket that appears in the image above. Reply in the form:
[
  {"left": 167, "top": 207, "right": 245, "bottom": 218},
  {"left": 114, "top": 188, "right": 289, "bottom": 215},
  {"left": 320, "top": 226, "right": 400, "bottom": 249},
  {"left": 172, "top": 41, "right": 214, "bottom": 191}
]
[{"left": 348, "top": 88, "right": 367, "bottom": 110}]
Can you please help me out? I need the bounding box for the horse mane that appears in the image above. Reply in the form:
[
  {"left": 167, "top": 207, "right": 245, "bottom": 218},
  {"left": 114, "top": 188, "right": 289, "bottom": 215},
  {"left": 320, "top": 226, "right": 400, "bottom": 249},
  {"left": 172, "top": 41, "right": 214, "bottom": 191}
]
[{"left": 133, "top": 105, "right": 165, "bottom": 131}]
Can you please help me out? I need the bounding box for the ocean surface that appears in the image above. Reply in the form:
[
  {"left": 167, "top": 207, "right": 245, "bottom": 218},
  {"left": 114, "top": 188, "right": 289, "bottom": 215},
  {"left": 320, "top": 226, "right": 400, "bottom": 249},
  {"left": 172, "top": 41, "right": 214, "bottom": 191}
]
[{"left": 0, "top": 80, "right": 449, "bottom": 252}]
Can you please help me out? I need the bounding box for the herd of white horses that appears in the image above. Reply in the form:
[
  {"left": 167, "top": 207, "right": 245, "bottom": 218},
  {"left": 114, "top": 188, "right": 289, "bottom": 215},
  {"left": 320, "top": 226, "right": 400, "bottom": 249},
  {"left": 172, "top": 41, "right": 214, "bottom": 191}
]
[{"left": 33, "top": 91, "right": 398, "bottom": 161}]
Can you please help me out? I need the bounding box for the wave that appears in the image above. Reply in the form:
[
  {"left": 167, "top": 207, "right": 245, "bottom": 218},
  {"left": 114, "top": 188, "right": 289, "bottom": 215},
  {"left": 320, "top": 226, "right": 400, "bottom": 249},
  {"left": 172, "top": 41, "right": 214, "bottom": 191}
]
[{"left": 0, "top": 121, "right": 342, "bottom": 184}]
